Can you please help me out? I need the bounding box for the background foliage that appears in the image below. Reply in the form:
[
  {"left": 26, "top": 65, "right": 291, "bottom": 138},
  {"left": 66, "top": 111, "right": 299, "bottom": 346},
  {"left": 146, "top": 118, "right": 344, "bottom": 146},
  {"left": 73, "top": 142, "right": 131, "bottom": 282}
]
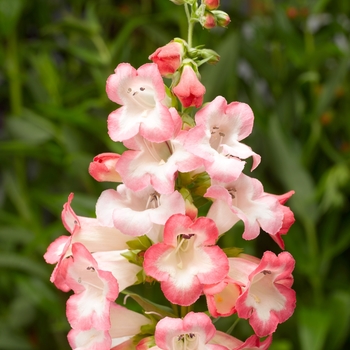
[{"left": 1, "top": 0, "right": 350, "bottom": 349}]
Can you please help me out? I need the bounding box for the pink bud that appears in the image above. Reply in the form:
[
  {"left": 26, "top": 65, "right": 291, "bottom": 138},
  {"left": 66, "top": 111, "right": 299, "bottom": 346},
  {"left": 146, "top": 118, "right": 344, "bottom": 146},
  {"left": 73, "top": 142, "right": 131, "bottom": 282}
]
[
  {"left": 201, "top": 11, "right": 216, "bottom": 29},
  {"left": 172, "top": 65, "right": 206, "bottom": 108},
  {"left": 204, "top": 0, "right": 220, "bottom": 10},
  {"left": 149, "top": 41, "right": 184, "bottom": 77},
  {"left": 88, "top": 153, "right": 122, "bottom": 182}
]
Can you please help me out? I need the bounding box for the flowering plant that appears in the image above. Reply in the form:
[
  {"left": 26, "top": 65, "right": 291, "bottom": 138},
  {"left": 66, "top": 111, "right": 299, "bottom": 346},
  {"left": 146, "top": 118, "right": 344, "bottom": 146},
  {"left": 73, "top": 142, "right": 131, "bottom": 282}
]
[{"left": 45, "top": 1, "right": 296, "bottom": 349}]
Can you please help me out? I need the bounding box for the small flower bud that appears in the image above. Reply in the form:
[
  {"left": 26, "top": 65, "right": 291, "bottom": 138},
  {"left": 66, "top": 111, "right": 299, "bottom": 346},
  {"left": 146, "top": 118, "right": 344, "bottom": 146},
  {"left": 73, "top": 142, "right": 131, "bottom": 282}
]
[
  {"left": 88, "top": 153, "right": 122, "bottom": 182},
  {"left": 200, "top": 48, "right": 220, "bottom": 64},
  {"left": 201, "top": 11, "right": 216, "bottom": 29},
  {"left": 149, "top": 41, "right": 184, "bottom": 77},
  {"left": 203, "top": 0, "right": 220, "bottom": 10},
  {"left": 212, "top": 10, "right": 230, "bottom": 27}
]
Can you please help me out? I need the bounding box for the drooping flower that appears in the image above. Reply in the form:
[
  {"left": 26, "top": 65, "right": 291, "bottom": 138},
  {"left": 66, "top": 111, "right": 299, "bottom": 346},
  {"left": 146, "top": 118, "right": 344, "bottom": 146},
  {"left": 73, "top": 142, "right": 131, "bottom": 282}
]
[
  {"left": 44, "top": 193, "right": 131, "bottom": 291},
  {"left": 68, "top": 303, "right": 151, "bottom": 350},
  {"left": 107, "top": 63, "right": 175, "bottom": 143},
  {"left": 149, "top": 41, "right": 184, "bottom": 77},
  {"left": 63, "top": 243, "right": 119, "bottom": 331},
  {"left": 205, "top": 173, "right": 295, "bottom": 247},
  {"left": 172, "top": 65, "right": 206, "bottom": 108},
  {"left": 143, "top": 214, "right": 229, "bottom": 306},
  {"left": 229, "top": 251, "right": 296, "bottom": 337},
  {"left": 185, "top": 96, "right": 260, "bottom": 183},
  {"left": 95, "top": 184, "right": 186, "bottom": 242}
]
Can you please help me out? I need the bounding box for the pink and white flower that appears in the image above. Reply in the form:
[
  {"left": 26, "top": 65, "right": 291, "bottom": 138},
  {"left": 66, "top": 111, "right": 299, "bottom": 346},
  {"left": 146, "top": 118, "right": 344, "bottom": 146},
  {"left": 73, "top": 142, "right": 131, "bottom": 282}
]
[
  {"left": 44, "top": 193, "right": 131, "bottom": 291},
  {"left": 203, "top": 277, "right": 242, "bottom": 317},
  {"left": 211, "top": 332, "right": 272, "bottom": 350},
  {"left": 68, "top": 302, "right": 151, "bottom": 350},
  {"left": 184, "top": 96, "right": 260, "bottom": 183},
  {"left": 107, "top": 63, "right": 175, "bottom": 142},
  {"left": 143, "top": 214, "right": 229, "bottom": 306},
  {"left": 153, "top": 312, "right": 227, "bottom": 350},
  {"left": 205, "top": 174, "right": 295, "bottom": 246},
  {"left": 172, "top": 65, "right": 206, "bottom": 108},
  {"left": 96, "top": 185, "right": 185, "bottom": 241},
  {"left": 229, "top": 251, "right": 296, "bottom": 337},
  {"left": 115, "top": 109, "right": 203, "bottom": 194},
  {"left": 63, "top": 243, "right": 119, "bottom": 331}
]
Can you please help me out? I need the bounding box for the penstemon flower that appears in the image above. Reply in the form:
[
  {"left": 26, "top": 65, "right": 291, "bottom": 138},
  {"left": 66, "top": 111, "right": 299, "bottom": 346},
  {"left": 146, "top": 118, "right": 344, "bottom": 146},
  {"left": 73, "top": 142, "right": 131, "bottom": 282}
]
[{"left": 45, "top": 2, "right": 297, "bottom": 349}]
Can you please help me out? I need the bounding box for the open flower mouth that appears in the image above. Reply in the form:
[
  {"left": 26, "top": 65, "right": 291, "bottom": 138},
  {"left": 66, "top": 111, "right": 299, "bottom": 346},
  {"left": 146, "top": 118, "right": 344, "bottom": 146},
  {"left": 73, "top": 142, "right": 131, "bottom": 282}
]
[{"left": 125, "top": 82, "right": 156, "bottom": 111}]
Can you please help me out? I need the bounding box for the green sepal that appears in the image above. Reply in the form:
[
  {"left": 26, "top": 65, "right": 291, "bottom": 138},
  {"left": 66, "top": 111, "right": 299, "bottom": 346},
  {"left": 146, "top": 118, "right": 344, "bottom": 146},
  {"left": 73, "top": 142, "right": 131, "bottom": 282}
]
[
  {"left": 179, "top": 187, "right": 194, "bottom": 203},
  {"left": 223, "top": 247, "right": 244, "bottom": 257},
  {"left": 121, "top": 249, "right": 143, "bottom": 267},
  {"left": 126, "top": 235, "right": 153, "bottom": 250}
]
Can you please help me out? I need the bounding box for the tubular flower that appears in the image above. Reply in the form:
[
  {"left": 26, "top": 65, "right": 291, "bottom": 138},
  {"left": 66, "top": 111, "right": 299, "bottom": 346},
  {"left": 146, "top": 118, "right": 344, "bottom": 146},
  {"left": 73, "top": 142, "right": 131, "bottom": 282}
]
[
  {"left": 228, "top": 252, "right": 296, "bottom": 337},
  {"left": 185, "top": 96, "right": 260, "bottom": 183},
  {"left": 211, "top": 332, "right": 272, "bottom": 350},
  {"left": 154, "top": 312, "right": 228, "bottom": 350},
  {"left": 95, "top": 184, "right": 186, "bottom": 241},
  {"left": 63, "top": 243, "right": 119, "bottom": 331},
  {"left": 44, "top": 193, "right": 131, "bottom": 292},
  {"left": 143, "top": 214, "right": 229, "bottom": 306},
  {"left": 205, "top": 173, "right": 295, "bottom": 246},
  {"left": 114, "top": 108, "right": 203, "bottom": 195},
  {"left": 68, "top": 303, "right": 151, "bottom": 350},
  {"left": 107, "top": 63, "right": 175, "bottom": 143}
]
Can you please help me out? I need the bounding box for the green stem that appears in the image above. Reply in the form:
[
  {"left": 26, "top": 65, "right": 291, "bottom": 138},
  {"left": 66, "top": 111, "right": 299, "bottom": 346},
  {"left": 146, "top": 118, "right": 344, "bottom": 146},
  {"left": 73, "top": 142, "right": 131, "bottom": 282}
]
[{"left": 184, "top": 4, "right": 194, "bottom": 48}]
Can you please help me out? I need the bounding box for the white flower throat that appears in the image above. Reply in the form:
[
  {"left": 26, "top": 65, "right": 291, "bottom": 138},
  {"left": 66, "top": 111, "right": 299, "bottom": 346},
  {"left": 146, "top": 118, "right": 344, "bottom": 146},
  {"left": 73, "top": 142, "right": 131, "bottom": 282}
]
[{"left": 126, "top": 84, "right": 156, "bottom": 110}]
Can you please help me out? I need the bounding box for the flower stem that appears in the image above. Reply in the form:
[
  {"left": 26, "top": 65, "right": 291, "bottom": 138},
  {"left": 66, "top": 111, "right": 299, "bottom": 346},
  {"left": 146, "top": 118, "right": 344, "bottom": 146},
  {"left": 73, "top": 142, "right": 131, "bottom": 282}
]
[{"left": 184, "top": 3, "right": 194, "bottom": 49}]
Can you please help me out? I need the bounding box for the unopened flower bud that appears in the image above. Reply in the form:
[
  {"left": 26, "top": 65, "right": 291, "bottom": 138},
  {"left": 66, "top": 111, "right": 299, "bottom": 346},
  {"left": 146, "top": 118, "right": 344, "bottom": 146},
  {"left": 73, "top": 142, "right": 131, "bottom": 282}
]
[
  {"left": 149, "top": 41, "right": 184, "bottom": 77},
  {"left": 89, "top": 153, "right": 122, "bottom": 182},
  {"left": 200, "top": 48, "right": 220, "bottom": 64},
  {"left": 201, "top": 11, "right": 216, "bottom": 29},
  {"left": 212, "top": 10, "right": 230, "bottom": 27},
  {"left": 203, "top": 0, "right": 220, "bottom": 10}
]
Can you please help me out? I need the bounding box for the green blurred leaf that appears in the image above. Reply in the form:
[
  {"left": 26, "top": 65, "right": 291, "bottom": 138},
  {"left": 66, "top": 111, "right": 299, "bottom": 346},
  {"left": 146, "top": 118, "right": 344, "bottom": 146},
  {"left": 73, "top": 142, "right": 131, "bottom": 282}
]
[
  {"left": 0, "top": 0, "right": 23, "bottom": 37},
  {"left": 6, "top": 109, "right": 57, "bottom": 145},
  {"left": 267, "top": 116, "right": 317, "bottom": 221},
  {"left": 325, "top": 290, "right": 350, "bottom": 349},
  {"left": 297, "top": 306, "right": 331, "bottom": 350},
  {"left": 0, "top": 253, "right": 48, "bottom": 279}
]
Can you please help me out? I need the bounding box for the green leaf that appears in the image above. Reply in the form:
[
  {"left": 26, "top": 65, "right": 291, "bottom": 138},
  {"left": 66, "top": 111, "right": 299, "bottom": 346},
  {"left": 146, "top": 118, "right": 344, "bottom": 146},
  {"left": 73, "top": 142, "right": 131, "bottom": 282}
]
[
  {"left": 297, "top": 306, "right": 331, "bottom": 350},
  {"left": 6, "top": 109, "right": 57, "bottom": 145},
  {"left": 0, "top": 253, "right": 49, "bottom": 279},
  {"left": 0, "top": 0, "right": 24, "bottom": 37},
  {"left": 325, "top": 291, "right": 350, "bottom": 349},
  {"left": 267, "top": 116, "right": 317, "bottom": 221}
]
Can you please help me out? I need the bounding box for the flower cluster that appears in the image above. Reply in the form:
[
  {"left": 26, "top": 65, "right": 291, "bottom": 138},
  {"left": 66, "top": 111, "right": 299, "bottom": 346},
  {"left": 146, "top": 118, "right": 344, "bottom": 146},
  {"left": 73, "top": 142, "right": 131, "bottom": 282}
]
[{"left": 45, "top": 2, "right": 296, "bottom": 349}]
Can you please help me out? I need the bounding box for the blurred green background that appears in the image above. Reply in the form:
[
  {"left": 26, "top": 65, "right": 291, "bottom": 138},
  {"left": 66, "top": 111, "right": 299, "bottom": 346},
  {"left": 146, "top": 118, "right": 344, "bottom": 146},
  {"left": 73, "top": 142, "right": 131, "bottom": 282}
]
[{"left": 1, "top": 0, "right": 350, "bottom": 349}]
